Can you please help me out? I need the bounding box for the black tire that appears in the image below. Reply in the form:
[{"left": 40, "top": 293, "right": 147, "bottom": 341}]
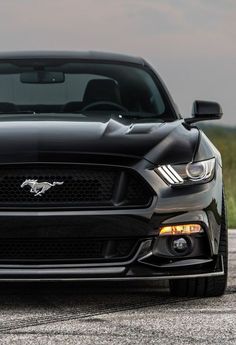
[{"left": 169, "top": 192, "right": 228, "bottom": 297}]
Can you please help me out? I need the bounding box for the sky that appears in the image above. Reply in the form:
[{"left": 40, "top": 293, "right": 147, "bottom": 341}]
[{"left": 0, "top": 0, "right": 235, "bottom": 126}]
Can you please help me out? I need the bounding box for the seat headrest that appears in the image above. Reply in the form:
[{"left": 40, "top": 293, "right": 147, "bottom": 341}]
[{"left": 83, "top": 79, "right": 121, "bottom": 105}]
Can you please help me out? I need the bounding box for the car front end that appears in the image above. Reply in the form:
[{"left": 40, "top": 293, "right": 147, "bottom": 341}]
[{"left": 0, "top": 51, "right": 226, "bottom": 297}]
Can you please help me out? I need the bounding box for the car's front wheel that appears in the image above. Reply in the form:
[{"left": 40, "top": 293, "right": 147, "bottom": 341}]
[{"left": 169, "top": 192, "right": 228, "bottom": 297}]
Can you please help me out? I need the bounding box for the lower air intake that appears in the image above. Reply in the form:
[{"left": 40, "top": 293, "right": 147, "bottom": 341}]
[{"left": 0, "top": 238, "right": 138, "bottom": 263}]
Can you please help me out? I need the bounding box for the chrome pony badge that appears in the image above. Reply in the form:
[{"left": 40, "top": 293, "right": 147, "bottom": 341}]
[{"left": 21, "top": 179, "right": 64, "bottom": 197}]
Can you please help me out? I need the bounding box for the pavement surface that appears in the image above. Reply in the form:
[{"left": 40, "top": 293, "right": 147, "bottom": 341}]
[{"left": 0, "top": 232, "right": 235, "bottom": 345}]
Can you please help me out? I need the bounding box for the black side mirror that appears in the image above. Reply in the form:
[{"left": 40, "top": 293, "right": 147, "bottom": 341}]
[{"left": 185, "top": 100, "right": 223, "bottom": 124}]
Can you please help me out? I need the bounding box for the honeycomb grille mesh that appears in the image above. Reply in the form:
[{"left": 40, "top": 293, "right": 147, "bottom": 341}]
[
  {"left": 0, "top": 238, "right": 137, "bottom": 263},
  {"left": 0, "top": 165, "right": 152, "bottom": 209}
]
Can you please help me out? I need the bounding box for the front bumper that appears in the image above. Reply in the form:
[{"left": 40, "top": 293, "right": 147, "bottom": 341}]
[
  {"left": 0, "top": 160, "right": 223, "bottom": 281},
  {"left": 0, "top": 240, "right": 224, "bottom": 281}
]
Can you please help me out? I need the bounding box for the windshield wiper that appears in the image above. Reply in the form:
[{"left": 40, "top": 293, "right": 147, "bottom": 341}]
[
  {"left": 62, "top": 110, "right": 165, "bottom": 121},
  {"left": 113, "top": 113, "right": 164, "bottom": 121},
  {"left": 0, "top": 111, "right": 37, "bottom": 115}
]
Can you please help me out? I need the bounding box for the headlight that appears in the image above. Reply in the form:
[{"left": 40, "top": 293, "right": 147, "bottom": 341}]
[{"left": 156, "top": 158, "right": 215, "bottom": 185}]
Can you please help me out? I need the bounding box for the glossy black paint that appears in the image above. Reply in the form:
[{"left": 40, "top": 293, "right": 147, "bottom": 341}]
[
  {"left": 0, "top": 116, "right": 197, "bottom": 164},
  {"left": 189, "top": 100, "right": 223, "bottom": 123},
  {"left": 0, "top": 51, "right": 147, "bottom": 65},
  {"left": 0, "top": 51, "right": 224, "bottom": 280}
]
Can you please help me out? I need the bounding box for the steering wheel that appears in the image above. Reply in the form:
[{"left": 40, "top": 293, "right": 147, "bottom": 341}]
[{"left": 81, "top": 101, "right": 128, "bottom": 112}]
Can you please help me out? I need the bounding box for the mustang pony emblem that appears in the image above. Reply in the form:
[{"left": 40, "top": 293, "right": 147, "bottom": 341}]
[{"left": 21, "top": 179, "right": 64, "bottom": 197}]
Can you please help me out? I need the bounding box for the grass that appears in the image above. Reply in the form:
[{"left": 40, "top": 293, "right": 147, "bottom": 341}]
[{"left": 202, "top": 126, "right": 236, "bottom": 228}]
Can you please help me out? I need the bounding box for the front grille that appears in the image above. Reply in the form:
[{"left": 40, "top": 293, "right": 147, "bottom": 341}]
[
  {"left": 0, "top": 238, "right": 138, "bottom": 263},
  {"left": 0, "top": 165, "right": 153, "bottom": 209}
]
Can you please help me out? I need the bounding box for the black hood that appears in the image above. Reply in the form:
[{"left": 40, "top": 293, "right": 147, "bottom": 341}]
[{"left": 0, "top": 115, "right": 199, "bottom": 165}]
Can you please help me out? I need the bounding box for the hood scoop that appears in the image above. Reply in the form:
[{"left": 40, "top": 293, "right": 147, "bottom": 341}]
[
  {"left": 126, "top": 123, "right": 164, "bottom": 135},
  {"left": 102, "top": 119, "right": 164, "bottom": 136}
]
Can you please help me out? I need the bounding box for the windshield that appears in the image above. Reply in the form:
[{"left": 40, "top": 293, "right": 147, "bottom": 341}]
[{"left": 0, "top": 60, "right": 176, "bottom": 121}]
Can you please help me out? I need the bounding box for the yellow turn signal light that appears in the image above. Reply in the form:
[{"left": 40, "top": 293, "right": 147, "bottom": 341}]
[{"left": 159, "top": 224, "right": 203, "bottom": 236}]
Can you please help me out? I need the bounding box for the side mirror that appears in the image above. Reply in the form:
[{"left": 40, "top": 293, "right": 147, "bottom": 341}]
[{"left": 185, "top": 100, "right": 223, "bottom": 124}]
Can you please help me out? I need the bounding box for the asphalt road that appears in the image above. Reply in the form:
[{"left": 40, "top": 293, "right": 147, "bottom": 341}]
[{"left": 0, "top": 232, "right": 235, "bottom": 345}]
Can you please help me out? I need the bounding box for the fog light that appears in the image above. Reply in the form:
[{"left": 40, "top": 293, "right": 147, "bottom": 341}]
[
  {"left": 159, "top": 224, "right": 203, "bottom": 236},
  {"left": 172, "top": 237, "right": 188, "bottom": 253}
]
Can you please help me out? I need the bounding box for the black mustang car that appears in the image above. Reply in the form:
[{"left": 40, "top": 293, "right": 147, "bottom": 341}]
[{"left": 0, "top": 51, "right": 227, "bottom": 297}]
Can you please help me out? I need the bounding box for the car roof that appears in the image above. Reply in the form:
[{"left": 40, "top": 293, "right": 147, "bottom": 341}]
[{"left": 0, "top": 51, "right": 146, "bottom": 66}]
